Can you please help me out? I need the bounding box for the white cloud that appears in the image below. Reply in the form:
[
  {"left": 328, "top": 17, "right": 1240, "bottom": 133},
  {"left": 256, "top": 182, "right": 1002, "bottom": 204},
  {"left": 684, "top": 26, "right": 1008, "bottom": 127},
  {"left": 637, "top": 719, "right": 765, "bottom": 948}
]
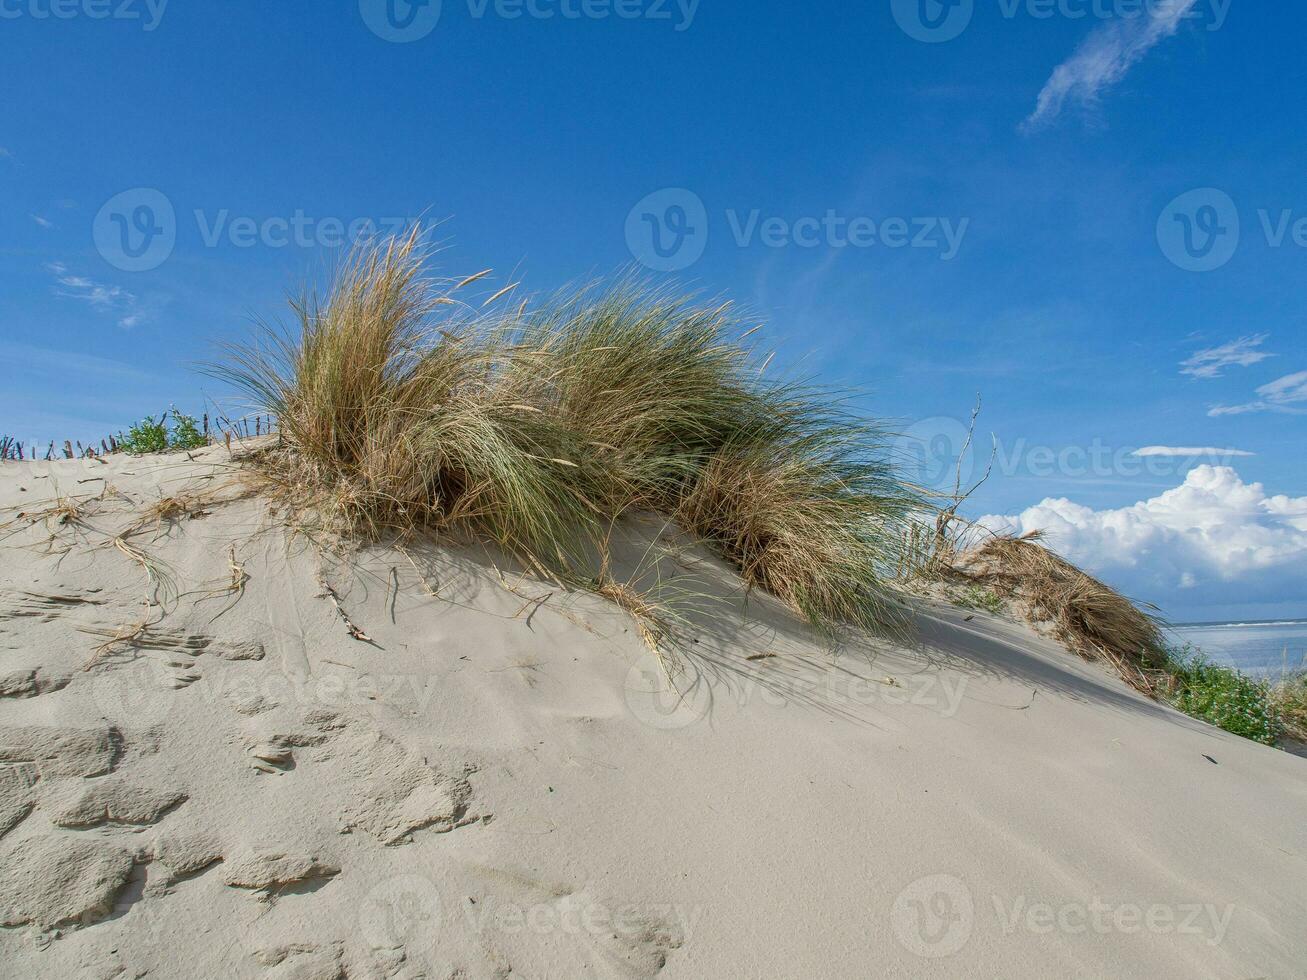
[
  {"left": 1023, "top": 0, "right": 1199, "bottom": 130},
  {"left": 1180, "top": 334, "right": 1273, "bottom": 379},
  {"left": 1133, "top": 446, "right": 1254, "bottom": 458},
  {"left": 979, "top": 466, "right": 1307, "bottom": 610},
  {"left": 1208, "top": 370, "right": 1307, "bottom": 417},
  {"left": 45, "top": 261, "right": 146, "bottom": 329},
  {"left": 30, "top": 214, "right": 54, "bottom": 229}
]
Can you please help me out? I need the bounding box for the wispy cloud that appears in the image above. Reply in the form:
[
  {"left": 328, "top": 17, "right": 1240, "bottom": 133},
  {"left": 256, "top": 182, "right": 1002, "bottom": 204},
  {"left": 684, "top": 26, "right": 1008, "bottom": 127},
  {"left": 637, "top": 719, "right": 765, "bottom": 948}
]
[
  {"left": 1132, "top": 446, "right": 1254, "bottom": 458},
  {"left": 45, "top": 261, "right": 149, "bottom": 329},
  {"left": 30, "top": 214, "right": 54, "bottom": 229},
  {"left": 1181, "top": 334, "right": 1274, "bottom": 379},
  {"left": 1023, "top": 0, "right": 1199, "bottom": 131},
  {"left": 1208, "top": 371, "right": 1307, "bottom": 417}
]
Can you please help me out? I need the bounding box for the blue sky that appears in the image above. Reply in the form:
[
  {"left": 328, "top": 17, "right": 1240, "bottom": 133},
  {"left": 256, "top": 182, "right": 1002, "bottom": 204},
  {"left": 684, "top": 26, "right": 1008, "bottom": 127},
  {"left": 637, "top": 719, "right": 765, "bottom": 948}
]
[{"left": 2, "top": 0, "right": 1305, "bottom": 621}]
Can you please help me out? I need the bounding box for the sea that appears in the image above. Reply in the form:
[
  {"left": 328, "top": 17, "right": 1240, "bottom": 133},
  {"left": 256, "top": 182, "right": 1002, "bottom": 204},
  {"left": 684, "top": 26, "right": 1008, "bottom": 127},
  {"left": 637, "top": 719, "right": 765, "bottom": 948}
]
[{"left": 1168, "top": 620, "right": 1307, "bottom": 679}]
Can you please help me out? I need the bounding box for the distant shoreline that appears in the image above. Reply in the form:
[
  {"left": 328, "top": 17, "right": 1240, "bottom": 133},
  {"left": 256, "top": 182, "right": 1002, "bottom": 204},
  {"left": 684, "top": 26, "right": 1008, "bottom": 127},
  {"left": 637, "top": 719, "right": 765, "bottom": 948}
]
[{"left": 1172, "top": 619, "right": 1307, "bottom": 630}]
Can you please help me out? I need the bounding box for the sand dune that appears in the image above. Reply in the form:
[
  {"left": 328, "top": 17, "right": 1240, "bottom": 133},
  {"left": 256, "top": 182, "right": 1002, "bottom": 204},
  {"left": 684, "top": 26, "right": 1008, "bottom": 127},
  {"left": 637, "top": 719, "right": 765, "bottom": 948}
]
[{"left": 1, "top": 444, "right": 1304, "bottom": 978}]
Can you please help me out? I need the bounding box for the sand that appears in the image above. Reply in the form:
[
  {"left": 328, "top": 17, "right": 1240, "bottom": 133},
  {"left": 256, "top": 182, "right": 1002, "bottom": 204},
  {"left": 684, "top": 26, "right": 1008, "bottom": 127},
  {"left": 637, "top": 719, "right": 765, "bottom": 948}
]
[{"left": 0, "top": 444, "right": 1303, "bottom": 979}]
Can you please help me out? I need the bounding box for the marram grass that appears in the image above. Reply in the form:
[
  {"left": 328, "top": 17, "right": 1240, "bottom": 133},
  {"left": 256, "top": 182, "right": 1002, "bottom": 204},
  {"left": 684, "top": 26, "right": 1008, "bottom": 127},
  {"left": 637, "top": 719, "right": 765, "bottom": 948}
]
[
  {"left": 210, "top": 228, "right": 921, "bottom": 641},
  {"left": 199, "top": 229, "right": 1303, "bottom": 750}
]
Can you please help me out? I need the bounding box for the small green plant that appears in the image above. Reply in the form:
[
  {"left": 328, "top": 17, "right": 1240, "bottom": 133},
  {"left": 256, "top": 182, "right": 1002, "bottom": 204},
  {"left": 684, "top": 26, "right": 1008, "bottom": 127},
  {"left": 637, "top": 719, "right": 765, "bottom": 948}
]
[
  {"left": 955, "top": 584, "right": 1004, "bottom": 615},
  {"left": 119, "top": 409, "right": 208, "bottom": 455},
  {"left": 170, "top": 410, "right": 207, "bottom": 450},
  {"left": 119, "top": 415, "right": 170, "bottom": 455},
  {"left": 1164, "top": 645, "right": 1281, "bottom": 745}
]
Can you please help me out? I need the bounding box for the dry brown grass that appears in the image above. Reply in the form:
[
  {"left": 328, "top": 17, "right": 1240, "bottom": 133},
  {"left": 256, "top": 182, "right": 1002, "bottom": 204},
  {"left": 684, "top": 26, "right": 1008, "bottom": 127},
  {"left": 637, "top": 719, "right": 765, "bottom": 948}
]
[
  {"left": 120, "top": 491, "right": 215, "bottom": 540},
  {"left": 675, "top": 418, "right": 913, "bottom": 639},
  {"left": 79, "top": 608, "right": 157, "bottom": 667},
  {"left": 213, "top": 228, "right": 594, "bottom": 560},
  {"left": 211, "top": 228, "right": 921, "bottom": 646},
  {"left": 2, "top": 489, "right": 92, "bottom": 536},
  {"left": 1270, "top": 674, "right": 1307, "bottom": 742},
  {"left": 952, "top": 530, "right": 1167, "bottom": 691}
]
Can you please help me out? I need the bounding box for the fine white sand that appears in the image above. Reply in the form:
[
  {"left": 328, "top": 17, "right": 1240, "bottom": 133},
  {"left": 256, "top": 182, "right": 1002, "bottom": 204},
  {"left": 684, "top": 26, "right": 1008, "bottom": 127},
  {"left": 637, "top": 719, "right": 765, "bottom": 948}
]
[{"left": 1, "top": 444, "right": 1304, "bottom": 979}]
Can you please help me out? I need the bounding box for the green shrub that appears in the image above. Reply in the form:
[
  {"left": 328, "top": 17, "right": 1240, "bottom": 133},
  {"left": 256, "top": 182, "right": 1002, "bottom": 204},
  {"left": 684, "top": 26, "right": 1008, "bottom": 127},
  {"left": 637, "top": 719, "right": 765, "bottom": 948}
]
[
  {"left": 119, "top": 415, "right": 170, "bottom": 455},
  {"left": 119, "top": 409, "right": 208, "bottom": 455},
  {"left": 170, "top": 410, "right": 207, "bottom": 450},
  {"left": 1165, "top": 646, "right": 1281, "bottom": 745},
  {"left": 955, "top": 584, "right": 1004, "bottom": 615}
]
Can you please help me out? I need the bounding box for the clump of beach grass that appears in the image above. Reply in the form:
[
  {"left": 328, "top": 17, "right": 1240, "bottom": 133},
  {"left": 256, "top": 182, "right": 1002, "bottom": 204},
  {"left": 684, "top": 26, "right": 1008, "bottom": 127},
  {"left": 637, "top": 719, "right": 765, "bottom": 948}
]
[
  {"left": 1270, "top": 671, "right": 1307, "bottom": 743},
  {"left": 948, "top": 529, "right": 1304, "bottom": 748},
  {"left": 212, "top": 228, "right": 595, "bottom": 561},
  {"left": 500, "top": 283, "right": 766, "bottom": 512},
  {"left": 210, "top": 228, "right": 920, "bottom": 645},
  {"left": 676, "top": 413, "right": 915, "bottom": 638},
  {"left": 951, "top": 530, "right": 1168, "bottom": 690}
]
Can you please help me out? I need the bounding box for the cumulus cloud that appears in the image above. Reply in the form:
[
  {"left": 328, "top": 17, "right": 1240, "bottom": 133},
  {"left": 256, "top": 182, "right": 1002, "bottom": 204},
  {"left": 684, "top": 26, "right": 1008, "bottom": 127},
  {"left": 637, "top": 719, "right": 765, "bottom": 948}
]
[
  {"left": 979, "top": 466, "right": 1307, "bottom": 611},
  {"left": 1180, "top": 334, "right": 1274, "bottom": 379},
  {"left": 1208, "top": 371, "right": 1307, "bottom": 417},
  {"left": 1023, "top": 0, "right": 1199, "bottom": 130},
  {"left": 1132, "top": 446, "right": 1254, "bottom": 458}
]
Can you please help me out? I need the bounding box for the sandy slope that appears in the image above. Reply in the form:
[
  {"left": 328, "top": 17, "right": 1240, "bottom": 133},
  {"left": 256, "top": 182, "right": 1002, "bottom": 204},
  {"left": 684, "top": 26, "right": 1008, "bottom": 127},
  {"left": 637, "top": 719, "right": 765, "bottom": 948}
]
[{"left": 0, "top": 444, "right": 1304, "bottom": 980}]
